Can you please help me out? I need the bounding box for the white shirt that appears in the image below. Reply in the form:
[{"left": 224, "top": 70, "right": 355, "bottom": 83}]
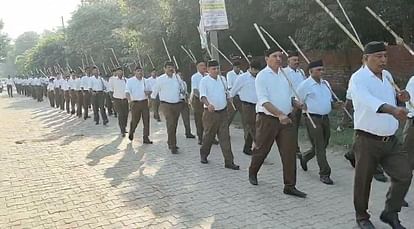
[
  {"left": 125, "top": 76, "right": 150, "bottom": 101},
  {"left": 88, "top": 76, "right": 105, "bottom": 91},
  {"left": 74, "top": 78, "right": 82, "bottom": 91},
  {"left": 109, "top": 76, "right": 127, "bottom": 99},
  {"left": 404, "top": 75, "right": 414, "bottom": 114},
  {"left": 191, "top": 72, "right": 204, "bottom": 92},
  {"left": 6, "top": 79, "right": 14, "bottom": 85},
  {"left": 47, "top": 82, "right": 55, "bottom": 91},
  {"left": 151, "top": 73, "right": 182, "bottom": 103},
  {"left": 226, "top": 69, "right": 243, "bottom": 90},
  {"left": 256, "top": 66, "right": 294, "bottom": 116},
  {"left": 61, "top": 79, "right": 70, "bottom": 91},
  {"left": 297, "top": 77, "right": 332, "bottom": 115},
  {"left": 284, "top": 66, "right": 306, "bottom": 91},
  {"left": 146, "top": 77, "right": 157, "bottom": 91},
  {"left": 80, "top": 76, "right": 90, "bottom": 90},
  {"left": 349, "top": 66, "right": 398, "bottom": 136},
  {"left": 68, "top": 78, "right": 76, "bottom": 90},
  {"left": 199, "top": 74, "right": 228, "bottom": 110},
  {"left": 33, "top": 78, "right": 41, "bottom": 86},
  {"left": 230, "top": 71, "right": 257, "bottom": 104}
]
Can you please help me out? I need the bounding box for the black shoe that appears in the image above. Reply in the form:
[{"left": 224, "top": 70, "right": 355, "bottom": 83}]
[
  {"left": 186, "top": 134, "right": 196, "bottom": 139},
  {"left": 95, "top": 122, "right": 99, "bottom": 125},
  {"left": 128, "top": 134, "right": 133, "bottom": 141},
  {"left": 296, "top": 152, "right": 302, "bottom": 159},
  {"left": 344, "top": 153, "right": 356, "bottom": 168},
  {"left": 198, "top": 139, "right": 202, "bottom": 145},
  {"left": 356, "top": 219, "right": 376, "bottom": 229},
  {"left": 224, "top": 163, "right": 240, "bottom": 170},
  {"left": 212, "top": 138, "right": 219, "bottom": 145},
  {"left": 121, "top": 133, "right": 126, "bottom": 137},
  {"left": 143, "top": 137, "right": 153, "bottom": 144},
  {"left": 283, "top": 187, "right": 307, "bottom": 198},
  {"left": 103, "top": 120, "right": 108, "bottom": 126},
  {"left": 200, "top": 157, "right": 208, "bottom": 164},
  {"left": 243, "top": 148, "right": 252, "bottom": 155},
  {"left": 171, "top": 148, "right": 178, "bottom": 154},
  {"left": 249, "top": 174, "right": 258, "bottom": 185},
  {"left": 373, "top": 173, "right": 388, "bottom": 183},
  {"left": 402, "top": 200, "right": 409, "bottom": 207},
  {"left": 380, "top": 211, "right": 406, "bottom": 229},
  {"left": 320, "top": 176, "right": 334, "bottom": 185},
  {"left": 300, "top": 157, "right": 308, "bottom": 171}
]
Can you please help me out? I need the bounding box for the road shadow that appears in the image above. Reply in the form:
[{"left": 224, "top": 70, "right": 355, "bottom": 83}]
[{"left": 86, "top": 136, "right": 124, "bottom": 166}]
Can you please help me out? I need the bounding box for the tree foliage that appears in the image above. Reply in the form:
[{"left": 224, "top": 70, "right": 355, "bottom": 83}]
[{"left": 4, "top": 0, "right": 414, "bottom": 75}]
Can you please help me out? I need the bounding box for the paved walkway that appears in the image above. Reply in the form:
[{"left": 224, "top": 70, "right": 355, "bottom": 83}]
[{"left": 0, "top": 93, "right": 413, "bottom": 229}]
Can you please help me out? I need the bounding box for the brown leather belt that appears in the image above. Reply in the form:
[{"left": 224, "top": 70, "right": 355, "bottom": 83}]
[{"left": 355, "top": 130, "right": 395, "bottom": 142}]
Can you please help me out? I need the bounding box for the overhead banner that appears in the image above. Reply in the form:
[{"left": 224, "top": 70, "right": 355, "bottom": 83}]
[{"left": 200, "top": 0, "right": 229, "bottom": 31}]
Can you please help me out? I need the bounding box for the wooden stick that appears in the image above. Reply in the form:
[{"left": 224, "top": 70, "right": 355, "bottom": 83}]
[
  {"left": 39, "top": 69, "right": 47, "bottom": 77},
  {"left": 259, "top": 26, "right": 288, "bottom": 56},
  {"left": 229, "top": 35, "right": 251, "bottom": 64},
  {"left": 314, "top": 0, "right": 364, "bottom": 51},
  {"left": 81, "top": 57, "right": 85, "bottom": 70},
  {"left": 84, "top": 53, "right": 90, "bottom": 66},
  {"left": 254, "top": 23, "right": 317, "bottom": 128},
  {"left": 147, "top": 54, "right": 155, "bottom": 69},
  {"left": 102, "top": 63, "right": 107, "bottom": 75},
  {"left": 322, "top": 81, "right": 353, "bottom": 120},
  {"left": 336, "top": 0, "right": 361, "bottom": 45},
  {"left": 109, "top": 57, "right": 116, "bottom": 69},
  {"left": 135, "top": 48, "right": 143, "bottom": 67},
  {"left": 78, "top": 66, "right": 85, "bottom": 74},
  {"left": 288, "top": 36, "right": 311, "bottom": 64},
  {"left": 383, "top": 74, "right": 414, "bottom": 108},
  {"left": 110, "top": 48, "right": 120, "bottom": 66},
  {"left": 90, "top": 55, "right": 96, "bottom": 66},
  {"left": 57, "top": 63, "right": 65, "bottom": 73},
  {"left": 366, "top": 6, "right": 414, "bottom": 56},
  {"left": 211, "top": 43, "right": 233, "bottom": 65},
  {"left": 188, "top": 49, "right": 197, "bottom": 63},
  {"left": 161, "top": 37, "right": 172, "bottom": 61},
  {"left": 173, "top": 56, "right": 179, "bottom": 69},
  {"left": 181, "top": 45, "right": 197, "bottom": 63}
]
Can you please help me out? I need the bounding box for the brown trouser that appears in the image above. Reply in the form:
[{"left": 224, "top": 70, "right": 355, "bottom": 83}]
[
  {"left": 83, "top": 90, "right": 91, "bottom": 119},
  {"left": 353, "top": 131, "right": 412, "bottom": 221},
  {"left": 241, "top": 102, "right": 256, "bottom": 151},
  {"left": 200, "top": 108, "right": 234, "bottom": 165},
  {"left": 64, "top": 90, "right": 70, "bottom": 113},
  {"left": 70, "top": 90, "right": 77, "bottom": 114},
  {"left": 249, "top": 113, "right": 297, "bottom": 187},
  {"left": 48, "top": 91, "right": 55, "bottom": 107},
  {"left": 160, "top": 102, "right": 182, "bottom": 149},
  {"left": 227, "top": 95, "right": 243, "bottom": 126},
  {"left": 303, "top": 115, "right": 331, "bottom": 176},
  {"left": 180, "top": 101, "right": 192, "bottom": 136},
  {"left": 293, "top": 109, "right": 302, "bottom": 154},
  {"left": 113, "top": 98, "right": 129, "bottom": 134},
  {"left": 91, "top": 91, "right": 108, "bottom": 123},
  {"left": 192, "top": 96, "right": 204, "bottom": 140},
  {"left": 129, "top": 99, "right": 149, "bottom": 137},
  {"left": 150, "top": 95, "right": 161, "bottom": 120},
  {"left": 76, "top": 91, "right": 83, "bottom": 117},
  {"left": 402, "top": 119, "right": 414, "bottom": 170}
]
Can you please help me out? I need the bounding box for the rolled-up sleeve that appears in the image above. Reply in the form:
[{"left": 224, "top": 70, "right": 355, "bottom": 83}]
[
  {"left": 351, "top": 76, "right": 385, "bottom": 113},
  {"left": 255, "top": 74, "right": 270, "bottom": 106}
]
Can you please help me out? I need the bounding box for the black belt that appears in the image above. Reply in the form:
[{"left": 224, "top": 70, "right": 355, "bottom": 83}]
[
  {"left": 161, "top": 101, "right": 181, "bottom": 105},
  {"left": 113, "top": 97, "right": 127, "bottom": 100},
  {"left": 132, "top": 99, "right": 148, "bottom": 103},
  {"left": 241, "top": 101, "right": 256, "bottom": 106},
  {"left": 355, "top": 130, "right": 395, "bottom": 142},
  {"left": 204, "top": 107, "right": 227, "bottom": 113},
  {"left": 93, "top": 91, "right": 103, "bottom": 93},
  {"left": 308, "top": 113, "right": 329, "bottom": 119},
  {"left": 258, "top": 112, "right": 292, "bottom": 119}
]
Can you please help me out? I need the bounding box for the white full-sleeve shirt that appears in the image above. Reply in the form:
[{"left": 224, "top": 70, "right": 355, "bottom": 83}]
[
  {"left": 283, "top": 66, "right": 306, "bottom": 91},
  {"left": 109, "top": 76, "right": 127, "bottom": 99},
  {"left": 199, "top": 74, "right": 228, "bottom": 110},
  {"left": 255, "top": 66, "right": 294, "bottom": 116},
  {"left": 125, "top": 76, "right": 150, "bottom": 101},
  {"left": 150, "top": 73, "right": 181, "bottom": 103},
  {"left": 296, "top": 76, "right": 332, "bottom": 115},
  {"left": 88, "top": 76, "right": 105, "bottom": 91},
  {"left": 349, "top": 66, "right": 398, "bottom": 136},
  {"left": 230, "top": 71, "right": 257, "bottom": 104},
  {"left": 226, "top": 69, "right": 243, "bottom": 90}
]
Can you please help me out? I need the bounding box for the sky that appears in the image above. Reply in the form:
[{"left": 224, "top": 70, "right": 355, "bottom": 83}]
[{"left": 0, "top": 0, "right": 80, "bottom": 40}]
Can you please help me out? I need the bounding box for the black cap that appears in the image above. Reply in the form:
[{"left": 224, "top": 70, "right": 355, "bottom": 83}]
[
  {"left": 308, "top": 60, "right": 323, "bottom": 69},
  {"left": 207, "top": 59, "right": 219, "bottom": 67},
  {"left": 264, "top": 46, "right": 282, "bottom": 57},
  {"left": 232, "top": 60, "right": 241, "bottom": 67},
  {"left": 134, "top": 66, "right": 142, "bottom": 71},
  {"left": 364, "top": 41, "right": 386, "bottom": 54},
  {"left": 287, "top": 50, "right": 299, "bottom": 58}
]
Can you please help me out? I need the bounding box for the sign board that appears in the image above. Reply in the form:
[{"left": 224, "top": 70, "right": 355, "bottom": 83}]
[{"left": 200, "top": 0, "right": 229, "bottom": 31}]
